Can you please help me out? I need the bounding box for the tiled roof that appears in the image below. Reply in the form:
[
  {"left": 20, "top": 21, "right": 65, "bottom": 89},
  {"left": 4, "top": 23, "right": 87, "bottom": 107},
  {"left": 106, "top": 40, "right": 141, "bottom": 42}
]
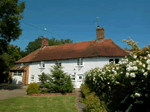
[
  {"left": 16, "top": 39, "right": 129, "bottom": 63},
  {"left": 10, "top": 65, "right": 28, "bottom": 71}
]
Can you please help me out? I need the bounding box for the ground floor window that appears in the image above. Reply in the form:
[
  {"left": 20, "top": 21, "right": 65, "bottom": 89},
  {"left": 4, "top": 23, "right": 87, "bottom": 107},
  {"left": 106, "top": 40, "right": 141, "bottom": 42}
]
[
  {"left": 38, "top": 75, "right": 41, "bottom": 82},
  {"left": 13, "top": 71, "right": 22, "bottom": 76},
  {"left": 31, "top": 75, "right": 34, "bottom": 81},
  {"left": 71, "top": 75, "right": 75, "bottom": 81}
]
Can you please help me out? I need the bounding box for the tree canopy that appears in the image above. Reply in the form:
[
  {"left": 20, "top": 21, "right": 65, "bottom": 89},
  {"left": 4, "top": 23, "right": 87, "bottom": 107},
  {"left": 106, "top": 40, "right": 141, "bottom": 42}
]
[
  {"left": 21, "top": 36, "right": 73, "bottom": 57},
  {"left": 0, "top": 0, "right": 25, "bottom": 54}
]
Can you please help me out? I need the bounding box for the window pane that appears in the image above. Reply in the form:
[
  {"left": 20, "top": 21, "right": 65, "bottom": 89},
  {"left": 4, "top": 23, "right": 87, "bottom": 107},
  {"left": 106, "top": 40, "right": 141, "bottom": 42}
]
[
  {"left": 18, "top": 73, "right": 22, "bottom": 76},
  {"left": 14, "top": 71, "right": 17, "bottom": 76},
  {"left": 77, "top": 59, "right": 79, "bottom": 65},
  {"left": 115, "top": 59, "right": 119, "bottom": 64},
  {"left": 18, "top": 71, "right": 22, "bottom": 74},
  {"left": 109, "top": 59, "right": 114, "bottom": 63},
  {"left": 71, "top": 78, "right": 75, "bottom": 80},
  {"left": 72, "top": 75, "right": 75, "bottom": 78},
  {"left": 81, "top": 58, "right": 83, "bottom": 65},
  {"left": 31, "top": 75, "right": 34, "bottom": 80},
  {"left": 38, "top": 75, "right": 41, "bottom": 81},
  {"left": 43, "top": 64, "right": 45, "bottom": 67},
  {"left": 79, "top": 76, "right": 82, "bottom": 79}
]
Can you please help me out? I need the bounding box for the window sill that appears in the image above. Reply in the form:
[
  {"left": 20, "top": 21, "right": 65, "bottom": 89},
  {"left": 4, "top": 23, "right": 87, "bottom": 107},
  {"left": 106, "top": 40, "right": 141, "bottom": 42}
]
[
  {"left": 75, "top": 65, "right": 84, "bottom": 67},
  {"left": 39, "top": 67, "right": 45, "bottom": 69}
]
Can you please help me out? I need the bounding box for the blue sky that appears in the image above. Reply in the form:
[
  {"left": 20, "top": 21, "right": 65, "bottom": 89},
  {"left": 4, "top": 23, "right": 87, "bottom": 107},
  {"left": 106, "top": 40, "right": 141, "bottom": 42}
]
[{"left": 10, "top": 0, "right": 150, "bottom": 51}]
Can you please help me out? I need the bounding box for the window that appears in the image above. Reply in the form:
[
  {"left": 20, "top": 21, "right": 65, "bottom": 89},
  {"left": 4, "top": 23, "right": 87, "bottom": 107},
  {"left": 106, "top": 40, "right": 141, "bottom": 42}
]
[
  {"left": 20, "top": 63, "right": 24, "bottom": 68},
  {"left": 38, "top": 75, "right": 41, "bottom": 81},
  {"left": 77, "top": 58, "right": 83, "bottom": 65},
  {"left": 79, "top": 76, "right": 82, "bottom": 79},
  {"left": 109, "top": 59, "right": 114, "bottom": 63},
  {"left": 40, "top": 61, "right": 45, "bottom": 68},
  {"left": 71, "top": 75, "right": 75, "bottom": 81},
  {"left": 13, "top": 71, "right": 22, "bottom": 76},
  {"left": 56, "top": 61, "right": 61, "bottom": 66},
  {"left": 31, "top": 75, "right": 34, "bottom": 81},
  {"left": 18, "top": 71, "right": 22, "bottom": 76},
  {"left": 115, "top": 59, "right": 119, "bottom": 64}
]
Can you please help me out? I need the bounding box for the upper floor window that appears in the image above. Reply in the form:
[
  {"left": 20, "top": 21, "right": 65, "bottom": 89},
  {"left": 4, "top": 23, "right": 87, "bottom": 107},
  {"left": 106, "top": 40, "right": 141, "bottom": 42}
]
[
  {"left": 40, "top": 61, "right": 45, "bottom": 68},
  {"left": 109, "top": 59, "right": 114, "bottom": 63},
  {"left": 109, "top": 59, "right": 119, "bottom": 64},
  {"left": 115, "top": 59, "right": 119, "bottom": 64},
  {"left": 77, "top": 58, "right": 83, "bottom": 65},
  {"left": 56, "top": 61, "right": 61, "bottom": 66}
]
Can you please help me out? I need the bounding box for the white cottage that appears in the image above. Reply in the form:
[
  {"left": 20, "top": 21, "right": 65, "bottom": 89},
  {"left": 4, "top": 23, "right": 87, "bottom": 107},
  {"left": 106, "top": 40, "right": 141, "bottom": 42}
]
[{"left": 10, "top": 26, "right": 129, "bottom": 88}]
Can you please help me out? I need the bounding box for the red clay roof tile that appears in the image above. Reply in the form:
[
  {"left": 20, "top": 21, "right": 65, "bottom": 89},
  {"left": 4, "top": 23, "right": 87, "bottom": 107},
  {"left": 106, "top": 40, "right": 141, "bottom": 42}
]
[
  {"left": 10, "top": 65, "right": 28, "bottom": 71},
  {"left": 16, "top": 39, "right": 129, "bottom": 63}
]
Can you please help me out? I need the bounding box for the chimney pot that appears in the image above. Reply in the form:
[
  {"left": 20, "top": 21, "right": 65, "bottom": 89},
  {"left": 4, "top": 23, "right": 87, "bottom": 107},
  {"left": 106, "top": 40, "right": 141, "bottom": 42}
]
[
  {"left": 41, "top": 37, "right": 49, "bottom": 48},
  {"left": 96, "top": 27, "right": 105, "bottom": 42}
]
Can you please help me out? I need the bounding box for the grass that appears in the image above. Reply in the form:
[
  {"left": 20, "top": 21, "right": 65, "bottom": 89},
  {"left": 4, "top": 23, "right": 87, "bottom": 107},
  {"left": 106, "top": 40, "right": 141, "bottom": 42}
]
[{"left": 0, "top": 95, "right": 78, "bottom": 112}]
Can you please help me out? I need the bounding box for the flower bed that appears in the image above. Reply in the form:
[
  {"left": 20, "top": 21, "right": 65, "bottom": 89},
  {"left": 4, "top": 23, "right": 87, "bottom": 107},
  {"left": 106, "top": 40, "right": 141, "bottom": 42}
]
[{"left": 28, "top": 92, "right": 76, "bottom": 96}]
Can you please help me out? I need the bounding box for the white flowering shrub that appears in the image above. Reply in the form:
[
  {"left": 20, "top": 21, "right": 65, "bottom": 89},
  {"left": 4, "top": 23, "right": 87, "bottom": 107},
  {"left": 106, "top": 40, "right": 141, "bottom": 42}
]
[{"left": 84, "top": 37, "right": 150, "bottom": 112}]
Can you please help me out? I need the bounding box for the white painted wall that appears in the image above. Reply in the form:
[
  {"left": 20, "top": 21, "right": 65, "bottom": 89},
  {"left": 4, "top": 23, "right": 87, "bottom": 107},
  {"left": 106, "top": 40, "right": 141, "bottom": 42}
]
[{"left": 27, "top": 56, "right": 123, "bottom": 88}]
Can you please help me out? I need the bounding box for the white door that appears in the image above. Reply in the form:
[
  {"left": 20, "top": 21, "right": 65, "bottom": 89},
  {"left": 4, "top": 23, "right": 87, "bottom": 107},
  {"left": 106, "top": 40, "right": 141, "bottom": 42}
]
[
  {"left": 76, "top": 74, "right": 84, "bottom": 88},
  {"left": 12, "top": 71, "right": 22, "bottom": 84}
]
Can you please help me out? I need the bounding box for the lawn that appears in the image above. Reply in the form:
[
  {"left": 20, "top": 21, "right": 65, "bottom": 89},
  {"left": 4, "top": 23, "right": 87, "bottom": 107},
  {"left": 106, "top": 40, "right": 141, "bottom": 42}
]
[{"left": 0, "top": 95, "right": 78, "bottom": 112}]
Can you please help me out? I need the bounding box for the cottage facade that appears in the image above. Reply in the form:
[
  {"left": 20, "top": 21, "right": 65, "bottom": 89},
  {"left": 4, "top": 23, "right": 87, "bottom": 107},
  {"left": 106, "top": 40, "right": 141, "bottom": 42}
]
[{"left": 10, "top": 27, "right": 128, "bottom": 88}]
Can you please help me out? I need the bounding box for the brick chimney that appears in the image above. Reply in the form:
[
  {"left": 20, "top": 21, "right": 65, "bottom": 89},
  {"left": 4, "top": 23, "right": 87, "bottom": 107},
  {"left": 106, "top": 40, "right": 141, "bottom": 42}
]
[
  {"left": 41, "top": 37, "right": 49, "bottom": 48},
  {"left": 96, "top": 26, "right": 105, "bottom": 42}
]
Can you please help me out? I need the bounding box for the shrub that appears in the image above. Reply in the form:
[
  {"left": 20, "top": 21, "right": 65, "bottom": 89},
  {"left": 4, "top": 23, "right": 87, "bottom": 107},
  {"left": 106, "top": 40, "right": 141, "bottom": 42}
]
[
  {"left": 81, "top": 84, "right": 91, "bottom": 98},
  {"left": 39, "top": 72, "right": 49, "bottom": 84},
  {"left": 84, "top": 37, "right": 150, "bottom": 111},
  {"left": 44, "top": 60, "right": 74, "bottom": 94},
  {"left": 26, "top": 82, "right": 40, "bottom": 95},
  {"left": 81, "top": 84, "right": 107, "bottom": 112}
]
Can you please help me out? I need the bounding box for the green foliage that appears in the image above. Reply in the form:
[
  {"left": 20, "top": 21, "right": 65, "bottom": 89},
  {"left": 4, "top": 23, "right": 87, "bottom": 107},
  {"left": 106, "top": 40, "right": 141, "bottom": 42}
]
[
  {"left": 1, "top": 45, "right": 22, "bottom": 71},
  {"left": 39, "top": 61, "right": 73, "bottom": 94},
  {"left": 26, "top": 82, "right": 40, "bottom": 94},
  {"left": 0, "top": 0, "right": 25, "bottom": 54},
  {"left": 24, "top": 36, "right": 73, "bottom": 56},
  {"left": 81, "top": 84, "right": 107, "bottom": 112},
  {"left": 39, "top": 72, "right": 49, "bottom": 84},
  {"left": 84, "top": 37, "right": 150, "bottom": 111}
]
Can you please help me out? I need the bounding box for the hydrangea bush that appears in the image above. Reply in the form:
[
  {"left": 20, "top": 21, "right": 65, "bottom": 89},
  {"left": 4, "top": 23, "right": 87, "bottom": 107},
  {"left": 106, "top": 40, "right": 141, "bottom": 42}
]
[{"left": 84, "top": 37, "right": 150, "bottom": 112}]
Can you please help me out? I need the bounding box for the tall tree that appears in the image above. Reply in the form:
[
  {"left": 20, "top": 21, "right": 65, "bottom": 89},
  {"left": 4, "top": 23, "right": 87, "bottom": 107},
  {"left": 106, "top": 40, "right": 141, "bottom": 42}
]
[
  {"left": 0, "top": 0, "right": 25, "bottom": 54},
  {"left": 24, "top": 36, "right": 73, "bottom": 56},
  {"left": 0, "top": 44, "right": 22, "bottom": 83}
]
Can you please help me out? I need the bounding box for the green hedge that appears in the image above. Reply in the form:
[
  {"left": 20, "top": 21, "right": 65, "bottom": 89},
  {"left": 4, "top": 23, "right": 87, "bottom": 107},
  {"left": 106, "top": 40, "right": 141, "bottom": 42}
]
[{"left": 81, "top": 84, "right": 107, "bottom": 112}]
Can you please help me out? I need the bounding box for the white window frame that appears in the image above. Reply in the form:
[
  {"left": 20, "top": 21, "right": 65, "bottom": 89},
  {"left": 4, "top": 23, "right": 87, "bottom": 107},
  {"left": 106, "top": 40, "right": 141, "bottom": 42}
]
[
  {"left": 77, "top": 58, "right": 83, "bottom": 66},
  {"left": 20, "top": 63, "right": 24, "bottom": 68},
  {"left": 38, "top": 75, "right": 41, "bottom": 82},
  {"left": 13, "top": 71, "right": 23, "bottom": 76},
  {"left": 31, "top": 75, "right": 34, "bottom": 81},
  {"left": 71, "top": 74, "right": 75, "bottom": 81},
  {"left": 40, "top": 61, "right": 45, "bottom": 68}
]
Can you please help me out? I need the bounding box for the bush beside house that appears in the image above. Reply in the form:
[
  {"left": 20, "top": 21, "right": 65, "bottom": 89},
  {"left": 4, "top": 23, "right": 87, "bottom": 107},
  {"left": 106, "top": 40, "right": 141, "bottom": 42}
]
[
  {"left": 26, "top": 82, "right": 40, "bottom": 94},
  {"left": 83, "top": 37, "right": 150, "bottom": 112},
  {"left": 39, "top": 60, "right": 74, "bottom": 94}
]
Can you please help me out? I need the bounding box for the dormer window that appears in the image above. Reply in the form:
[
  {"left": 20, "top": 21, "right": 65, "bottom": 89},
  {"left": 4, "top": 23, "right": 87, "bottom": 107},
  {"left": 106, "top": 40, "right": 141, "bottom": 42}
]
[
  {"left": 40, "top": 61, "right": 45, "bottom": 68},
  {"left": 77, "top": 58, "right": 83, "bottom": 65}
]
